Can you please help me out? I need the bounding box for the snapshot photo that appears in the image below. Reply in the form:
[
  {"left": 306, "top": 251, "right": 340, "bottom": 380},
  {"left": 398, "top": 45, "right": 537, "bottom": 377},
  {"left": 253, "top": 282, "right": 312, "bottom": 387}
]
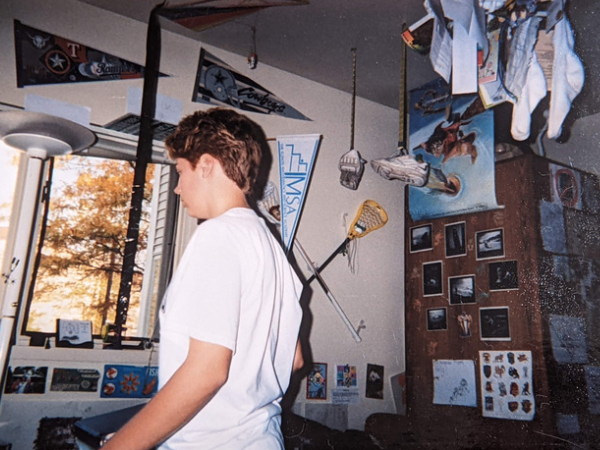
[
  {"left": 423, "top": 261, "right": 443, "bottom": 296},
  {"left": 445, "top": 221, "right": 467, "bottom": 258},
  {"left": 410, "top": 224, "right": 433, "bottom": 253},
  {"left": 427, "top": 308, "right": 448, "bottom": 331},
  {"left": 449, "top": 275, "right": 476, "bottom": 305},
  {"left": 365, "top": 363, "right": 384, "bottom": 399},
  {"left": 476, "top": 228, "right": 504, "bottom": 260},
  {"left": 489, "top": 260, "right": 519, "bottom": 291},
  {"left": 480, "top": 307, "right": 511, "bottom": 341}
]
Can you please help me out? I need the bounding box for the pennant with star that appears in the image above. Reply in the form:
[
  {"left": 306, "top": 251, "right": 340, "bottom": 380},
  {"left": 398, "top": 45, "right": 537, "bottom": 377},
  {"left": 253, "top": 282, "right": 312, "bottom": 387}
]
[{"left": 14, "top": 20, "right": 167, "bottom": 88}]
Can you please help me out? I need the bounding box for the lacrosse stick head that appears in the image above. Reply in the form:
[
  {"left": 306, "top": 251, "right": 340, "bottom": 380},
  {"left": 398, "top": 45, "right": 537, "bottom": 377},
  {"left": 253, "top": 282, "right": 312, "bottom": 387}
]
[
  {"left": 348, "top": 200, "right": 388, "bottom": 240},
  {"left": 257, "top": 180, "right": 282, "bottom": 225}
]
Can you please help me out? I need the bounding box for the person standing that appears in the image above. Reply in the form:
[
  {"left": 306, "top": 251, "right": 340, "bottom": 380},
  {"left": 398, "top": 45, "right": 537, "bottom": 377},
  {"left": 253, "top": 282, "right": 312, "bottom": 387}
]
[{"left": 102, "top": 107, "right": 304, "bottom": 450}]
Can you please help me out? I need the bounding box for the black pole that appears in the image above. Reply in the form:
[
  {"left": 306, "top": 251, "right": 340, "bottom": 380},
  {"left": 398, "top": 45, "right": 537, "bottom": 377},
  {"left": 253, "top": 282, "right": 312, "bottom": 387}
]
[
  {"left": 306, "top": 238, "right": 350, "bottom": 284},
  {"left": 107, "top": 4, "right": 163, "bottom": 348}
]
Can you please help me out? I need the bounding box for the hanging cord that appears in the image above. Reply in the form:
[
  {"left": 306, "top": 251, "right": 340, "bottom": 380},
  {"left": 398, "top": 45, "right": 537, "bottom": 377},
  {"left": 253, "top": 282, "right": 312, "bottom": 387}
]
[
  {"left": 398, "top": 24, "right": 408, "bottom": 154},
  {"left": 350, "top": 48, "right": 357, "bottom": 150}
]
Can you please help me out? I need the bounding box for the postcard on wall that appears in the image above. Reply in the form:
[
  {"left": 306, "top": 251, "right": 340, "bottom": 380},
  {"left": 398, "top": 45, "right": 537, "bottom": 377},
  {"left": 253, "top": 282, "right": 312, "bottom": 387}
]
[
  {"left": 480, "top": 350, "right": 535, "bottom": 421},
  {"left": 432, "top": 359, "right": 477, "bottom": 407},
  {"left": 410, "top": 224, "right": 433, "bottom": 253},
  {"left": 365, "top": 364, "right": 385, "bottom": 399},
  {"left": 423, "top": 261, "right": 443, "bottom": 296},
  {"left": 476, "top": 228, "right": 504, "bottom": 260},
  {"left": 448, "top": 275, "right": 476, "bottom": 305},
  {"left": 307, "top": 363, "right": 327, "bottom": 400},
  {"left": 480, "top": 307, "right": 511, "bottom": 341},
  {"left": 445, "top": 221, "right": 467, "bottom": 258},
  {"left": 336, "top": 364, "right": 357, "bottom": 389},
  {"left": 427, "top": 307, "right": 448, "bottom": 331},
  {"left": 489, "top": 261, "right": 518, "bottom": 291}
]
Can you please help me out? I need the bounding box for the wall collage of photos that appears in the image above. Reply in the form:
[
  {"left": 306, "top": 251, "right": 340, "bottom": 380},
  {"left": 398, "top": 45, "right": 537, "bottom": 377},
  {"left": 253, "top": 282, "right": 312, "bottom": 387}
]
[{"left": 409, "top": 217, "right": 534, "bottom": 421}]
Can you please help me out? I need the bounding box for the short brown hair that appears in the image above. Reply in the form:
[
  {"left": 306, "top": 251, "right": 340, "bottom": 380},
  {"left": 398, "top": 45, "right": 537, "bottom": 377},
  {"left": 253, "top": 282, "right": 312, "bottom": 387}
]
[{"left": 165, "top": 108, "right": 264, "bottom": 195}]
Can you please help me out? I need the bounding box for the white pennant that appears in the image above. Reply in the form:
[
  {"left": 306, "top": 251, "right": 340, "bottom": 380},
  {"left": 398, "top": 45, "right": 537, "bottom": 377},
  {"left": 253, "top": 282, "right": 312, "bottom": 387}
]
[{"left": 277, "top": 134, "right": 321, "bottom": 251}]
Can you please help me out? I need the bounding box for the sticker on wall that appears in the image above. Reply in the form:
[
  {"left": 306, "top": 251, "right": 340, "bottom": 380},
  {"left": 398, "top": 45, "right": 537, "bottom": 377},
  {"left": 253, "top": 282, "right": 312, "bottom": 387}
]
[
  {"left": 50, "top": 368, "right": 100, "bottom": 392},
  {"left": 365, "top": 364, "right": 384, "bottom": 399},
  {"left": 408, "top": 79, "right": 500, "bottom": 221},
  {"left": 550, "top": 163, "right": 582, "bottom": 210},
  {"left": 457, "top": 311, "right": 473, "bottom": 338},
  {"left": 432, "top": 359, "right": 477, "bottom": 407},
  {"left": 410, "top": 224, "right": 433, "bottom": 253},
  {"left": 14, "top": 20, "right": 166, "bottom": 88},
  {"left": 193, "top": 48, "right": 309, "bottom": 120},
  {"left": 475, "top": 228, "right": 504, "bottom": 260},
  {"left": 479, "top": 350, "right": 534, "bottom": 421},
  {"left": 423, "top": 261, "right": 443, "bottom": 296},
  {"left": 4, "top": 366, "right": 48, "bottom": 394},
  {"left": 549, "top": 315, "right": 588, "bottom": 364},
  {"left": 427, "top": 307, "right": 447, "bottom": 331},
  {"left": 101, "top": 364, "right": 158, "bottom": 398},
  {"left": 480, "top": 307, "right": 510, "bottom": 341},
  {"left": 307, "top": 363, "right": 327, "bottom": 400}
]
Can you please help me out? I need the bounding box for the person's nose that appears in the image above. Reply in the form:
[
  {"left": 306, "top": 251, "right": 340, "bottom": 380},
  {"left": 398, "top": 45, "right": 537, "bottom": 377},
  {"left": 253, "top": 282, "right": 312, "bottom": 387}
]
[{"left": 174, "top": 182, "right": 181, "bottom": 195}]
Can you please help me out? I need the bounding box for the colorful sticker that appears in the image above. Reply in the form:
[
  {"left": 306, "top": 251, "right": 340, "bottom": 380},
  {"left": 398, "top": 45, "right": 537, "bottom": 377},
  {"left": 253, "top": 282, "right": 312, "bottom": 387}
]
[{"left": 101, "top": 364, "right": 158, "bottom": 398}]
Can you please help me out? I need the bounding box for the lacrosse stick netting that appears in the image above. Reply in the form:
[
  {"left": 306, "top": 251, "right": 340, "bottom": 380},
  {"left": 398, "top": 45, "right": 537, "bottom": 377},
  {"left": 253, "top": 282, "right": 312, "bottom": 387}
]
[
  {"left": 258, "top": 181, "right": 362, "bottom": 342},
  {"left": 307, "top": 200, "right": 388, "bottom": 284}
]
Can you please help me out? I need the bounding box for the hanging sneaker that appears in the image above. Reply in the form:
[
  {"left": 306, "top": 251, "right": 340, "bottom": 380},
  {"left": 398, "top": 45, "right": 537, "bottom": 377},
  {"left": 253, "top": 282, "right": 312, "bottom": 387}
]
[{"left": 370, "top": 154, "right": 430, "bottom": 186}]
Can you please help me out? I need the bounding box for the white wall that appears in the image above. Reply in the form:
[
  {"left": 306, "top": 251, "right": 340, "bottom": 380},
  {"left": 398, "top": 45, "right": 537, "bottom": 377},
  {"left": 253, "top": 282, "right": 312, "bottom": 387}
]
[{"left": 0, "top": 0, "right": 406, "bottom": 437}]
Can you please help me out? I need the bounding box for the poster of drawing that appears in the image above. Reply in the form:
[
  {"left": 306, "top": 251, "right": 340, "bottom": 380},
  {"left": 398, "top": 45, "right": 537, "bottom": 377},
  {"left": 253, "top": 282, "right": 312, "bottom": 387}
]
[
  {"left": 408, "top": 78, "right": 500, "bottom": 221},
  {"left": 432, "top": 360, "right": 477, "bottom": 407},
  {"left": 479, "top": 350, "right": 535, "bottom": 421}
]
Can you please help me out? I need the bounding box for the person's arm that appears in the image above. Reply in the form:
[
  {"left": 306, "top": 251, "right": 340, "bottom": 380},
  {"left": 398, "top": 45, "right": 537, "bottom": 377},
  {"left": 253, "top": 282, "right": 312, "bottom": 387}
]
[
  {"left": 102, "top": 338, "right": 232, "bottom": 450},
  {"left": 292, "top": 339, "right": 304, "bottom": 373}
]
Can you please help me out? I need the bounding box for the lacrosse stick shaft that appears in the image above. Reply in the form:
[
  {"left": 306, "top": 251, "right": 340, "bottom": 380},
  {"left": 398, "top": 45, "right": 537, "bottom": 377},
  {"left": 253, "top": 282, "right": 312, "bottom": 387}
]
[
  {"left": 293, "top": 239, "right": 362, "bottom": 342},
  {"left": 306, "top": 238, "right": 350, "bottom": 284}
]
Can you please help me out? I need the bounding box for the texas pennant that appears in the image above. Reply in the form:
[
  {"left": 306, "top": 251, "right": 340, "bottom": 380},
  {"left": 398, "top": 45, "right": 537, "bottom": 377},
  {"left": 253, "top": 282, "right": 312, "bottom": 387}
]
[
  {"left": 193, "top": 48, "right": 310, "bottom": 120},
  {"left": 278, "top": 134, "right": 321, "bottom": 251},
  {"left": 14, "top": 20, "right": 166, "bottom": 88}
]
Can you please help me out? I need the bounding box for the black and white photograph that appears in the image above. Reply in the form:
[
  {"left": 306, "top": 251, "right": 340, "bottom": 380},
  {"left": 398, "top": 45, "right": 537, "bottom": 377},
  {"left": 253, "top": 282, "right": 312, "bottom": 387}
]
[
  {"left": 489, "top": 261, "right": 519, "bottom": 291},
  {"left": 476, "top": 228, "right": 504, "bottom": 260},
  {"left": 445, "top": 221, "right": 466, "bottom": 258},
  {"left": 423, "top": 261, "right": 443, "bottom": 296},
  {"left": 410, "top": 224, "right": 433, "bottom": 253},
  {"left": 449, "top": 275, "right": 476, "bottom": 305},
  {"left": 480, "top": 307, "right": 511, "bottom": 341},
  {"left": 427, "top": 308, "right": 448, "bottom": 331}
]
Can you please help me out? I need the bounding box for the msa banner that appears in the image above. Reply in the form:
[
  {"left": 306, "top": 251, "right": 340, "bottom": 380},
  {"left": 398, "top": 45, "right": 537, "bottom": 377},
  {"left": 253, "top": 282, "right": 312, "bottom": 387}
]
[
  {"left": 193, "top": 49, "right": 310, "bottom": 120},
  {"left": 14, "top": 20, "right": 165, "bottom": 87},
  {"left": 278, "top": 134, "right": 321, "bottom": 251}
]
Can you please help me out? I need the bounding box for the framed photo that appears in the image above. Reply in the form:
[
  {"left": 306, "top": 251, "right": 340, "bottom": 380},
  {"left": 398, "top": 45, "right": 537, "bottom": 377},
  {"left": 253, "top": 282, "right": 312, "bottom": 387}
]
[
  {"left": 427, "top": 307, "right": 447, "bottom": 331},
  {"left": 489, "top": 261, "right": 518, "bottom": 291},
  {"left": 476, "top": 228, "right": 504, "bottom": 260},
  {"left": 480, "top": 307, "right": 511, "bottom": 341},
  {"left": 410, "top": 224, "right": 433, "bottom": 253},
  {"left": 307, "top": 363, "right": 327, "bottom": 400},
  {"left": 448, "top": 275, "right": 476, "bottom": 305},
  {"left": 445, "top": 221, "right": 466, "bottom": 258},
  {"left": 423, "top": 261, "right": 443, "bottom": 296}
]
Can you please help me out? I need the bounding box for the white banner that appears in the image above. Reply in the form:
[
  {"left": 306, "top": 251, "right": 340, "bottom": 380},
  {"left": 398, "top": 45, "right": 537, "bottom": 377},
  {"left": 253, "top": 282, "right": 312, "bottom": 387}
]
[{"left": 277, "top": 134, "right": 321, "bottom": 251}]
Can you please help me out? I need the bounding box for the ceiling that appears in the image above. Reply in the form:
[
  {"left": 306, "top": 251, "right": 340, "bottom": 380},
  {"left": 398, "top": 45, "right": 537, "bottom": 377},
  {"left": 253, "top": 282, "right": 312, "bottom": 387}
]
[{"left": 76, "top": 0, "right": 438, "bottom": 110}]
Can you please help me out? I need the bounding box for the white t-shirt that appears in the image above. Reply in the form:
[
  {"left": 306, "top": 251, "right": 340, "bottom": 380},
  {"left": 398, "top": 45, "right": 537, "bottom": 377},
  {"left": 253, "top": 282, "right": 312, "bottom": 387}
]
[{"left": 158, "top": 208, "right": 303, "bottom": 450}]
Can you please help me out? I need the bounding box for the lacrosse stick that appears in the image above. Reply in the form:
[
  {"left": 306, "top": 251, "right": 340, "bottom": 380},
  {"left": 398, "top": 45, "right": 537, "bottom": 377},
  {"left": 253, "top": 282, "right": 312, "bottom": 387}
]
[
  {"left": 306, "top": 200, "right": 388, "bottom": 284},
  {"left": 258, "top": 181, "right": 362, "bottom": 342}
]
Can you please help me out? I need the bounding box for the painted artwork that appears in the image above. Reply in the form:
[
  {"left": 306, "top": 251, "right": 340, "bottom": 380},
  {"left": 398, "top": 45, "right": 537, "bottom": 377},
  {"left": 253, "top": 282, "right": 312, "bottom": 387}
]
[
  {"left": 408, "top": 78, "right": 500, "bottom": 221},
  {"left": 480, "top": 350, "right": 535, "bottom": 421},
  {"left": 432, "top": 359, "right": 477, "bottom": 407}
]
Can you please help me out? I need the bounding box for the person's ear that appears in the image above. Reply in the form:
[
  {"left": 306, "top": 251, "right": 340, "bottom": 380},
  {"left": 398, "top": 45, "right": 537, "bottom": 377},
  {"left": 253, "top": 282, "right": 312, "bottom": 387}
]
[{"left": 198, "top": 154, "right": 216, "bottom": 177}]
